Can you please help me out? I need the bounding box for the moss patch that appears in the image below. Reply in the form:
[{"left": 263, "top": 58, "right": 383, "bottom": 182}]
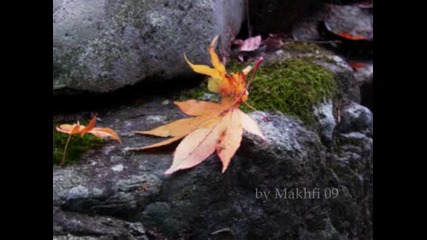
[
  {"left": 283, "top": 42, "right": 325, "bottom": 54},
  {"left": 236, "top": 58, "right": 335, "bottom": 124},
  {"left": 176, "top": 55, "right": 336, "bottom": 125},
  {"left": 53, "top": 124, "right": 106, "bottom": 166},
  {"left": 280, "top": 42, "right": 336, "bottom": 64},
  {"left": 177, "top": 81, "right": 208, "bottom": 101}
]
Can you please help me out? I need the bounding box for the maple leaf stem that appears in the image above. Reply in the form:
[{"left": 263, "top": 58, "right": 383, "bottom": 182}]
[
  {"left": 233, "top": 57, "right": 264, "bottom": 107},
  {"left": 231, "top": 57, "right": 269, "bottom": 122},
  {"left": 246, "top": 57, "right": 263, "bottom": 92},
  {"left": 61, "top": 133, "right": 73, "bottom": 166},
  {"left": 243, "top": 101, "right": 270, "bottom": 122}
]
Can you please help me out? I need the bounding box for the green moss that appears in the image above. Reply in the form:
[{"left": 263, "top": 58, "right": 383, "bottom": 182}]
[
  {"left": 231, "top": 57, "right": 336, "bottom": 124},
  {"left": 281, "top": 42, "right": 336, "bottom": 64},
  {"left": 283, "top": 42, "right": 325, "bottom": 54},
  {"left": 53, "top": 124, "right": 106, "bottom": 166},
  {"left": 177, "top": 56, "right": 336, "bottom": 125},
  {"left": 177, "top": 81, "right": 208, "bottom": 101}
]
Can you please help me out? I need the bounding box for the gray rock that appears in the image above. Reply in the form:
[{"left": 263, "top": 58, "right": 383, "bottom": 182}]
[
  {"left": 293, "top": 3, "right": 373, "bottom": 41},
  {"left": 53, "top": 0, "right": 245, "bottom": 94},
  {"left": 333, "top": 138, "right": 372, "bottom": 236},
  {"left": 53, "top": 234, "right": 105, "bottom": 240},
  {"left": 292, "top": 4, "right": 373, "bottom": 106},
  {"left": 317, "top": 55, "right": 361, "bottom": 103},
  {"left": 313, "top": 100, "right": 336, "bottom": 142},
  {"left": 353, "top": 61, "right": 373, "bottom": 112},
  {"left": 53, "top": 235, "right": 104, "bottom": 240},
  {"left": 323, "top": 4, "right": 373, "bottom": 39},
  {"left": 53, "top": 100, "right": 372, "bottom": 239},
  {"left": 353, "top": 61, "right": 373, "bottom": 86},
  {"left": 53, "top": 207, "right": 148, "bottom": 240},
  {"left": 336, "top": 102, "right": 373, "bottom": 136},
  {"left": 292, "top": 19, "right": 321, "bottom": 41}
]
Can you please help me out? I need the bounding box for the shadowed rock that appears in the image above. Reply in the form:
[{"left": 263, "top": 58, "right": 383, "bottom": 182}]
[{"left": 53, "top": 99, "right": 372, "bottom": 239}]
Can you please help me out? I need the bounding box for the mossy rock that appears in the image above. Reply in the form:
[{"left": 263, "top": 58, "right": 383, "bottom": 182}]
[
  {"left": 179, "top": 56, "right": 336, "bottom": 125},
  {"left": 53, "top": 124, "right": 106, "bottom": 166},
  {"left": 239, "top": 58, "right": 336, "bottom": 124}
]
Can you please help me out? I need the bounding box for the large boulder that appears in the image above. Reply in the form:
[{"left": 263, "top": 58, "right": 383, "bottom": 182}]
[
  {"left": 53, "top": 97, "right": 372, "bottom": 239},
  {"left": 53, "top": 0, "right": 245, "bottom": 94}
]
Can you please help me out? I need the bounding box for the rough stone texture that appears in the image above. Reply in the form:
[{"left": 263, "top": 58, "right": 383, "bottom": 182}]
[
  {"left": 53, "top": 207, "right": 148, "bottom": 240},
  {"left": 353, "top": 61, "right": 373, "bottom": 85},
  {"left": 317, "top": 55, "right": 361, "bottom": 103},
  {"left": 352, "top": 61, "right": 373, "bottom": 111},
  {"left": 292, "top": 3, "right": 373, "bottom": 41},
  {"left": 313, "top": 100, "right": 336, "bottom": 143},
  {"left": 323, "top": 4, "right": 373, "bottom": 39},
  {"left": 335, "top": 102, "right": 373, "bottom": 136},
  {"left": 330, "top": 102, "right": 373, "bottom": 240},
  {"left": 53, "top": 236, "right": 104, "bottom": 240},
  {"left": 53, "top": 0, "right": 245, "bottom": 94},
  {"left": 291, "top": 3, "right": 373, "bottom": 112},
  {"left": 291, "top": 18, "right": 321, "bottom": 42},
  {"left": 53, "top": 97, "right": 372, "bottom": 239}
]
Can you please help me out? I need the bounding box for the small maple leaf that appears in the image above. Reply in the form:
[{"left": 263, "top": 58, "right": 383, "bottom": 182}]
[
  {"left": 130, "top": 36, "right": 266, "bottom": 174},
  {"left": 56, "top": 114, "right": 121, "bottom": 165},
  {"left": 233, "top": 35, "right": 262, "bottom": 52}
]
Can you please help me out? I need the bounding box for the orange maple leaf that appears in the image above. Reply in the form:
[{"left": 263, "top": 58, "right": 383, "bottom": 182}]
[
  {"left": 56, "top": 114, "right": 121, "bottom": 165},
  {"left": 130, "top": 36, "right": 266, "bottom": 174}
]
